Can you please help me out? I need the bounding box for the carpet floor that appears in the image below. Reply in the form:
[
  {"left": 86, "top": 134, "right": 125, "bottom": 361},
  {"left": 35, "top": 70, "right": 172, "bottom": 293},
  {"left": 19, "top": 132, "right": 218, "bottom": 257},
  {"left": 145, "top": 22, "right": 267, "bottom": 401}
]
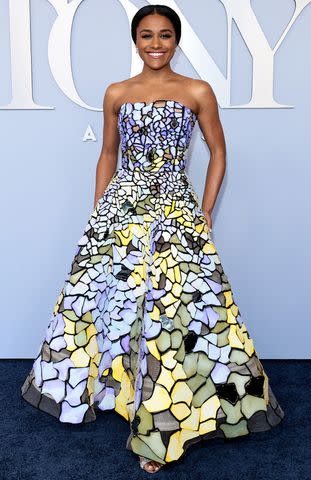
[{"left": 0, "top": 359, "right": 309, "bottom": 480}]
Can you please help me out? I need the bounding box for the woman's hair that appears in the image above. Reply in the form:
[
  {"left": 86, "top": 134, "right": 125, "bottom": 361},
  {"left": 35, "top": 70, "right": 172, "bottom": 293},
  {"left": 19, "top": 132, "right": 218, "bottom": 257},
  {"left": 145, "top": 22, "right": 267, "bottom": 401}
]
[{"left": 131, "top": 4, "right": 181, "bottom": 46}]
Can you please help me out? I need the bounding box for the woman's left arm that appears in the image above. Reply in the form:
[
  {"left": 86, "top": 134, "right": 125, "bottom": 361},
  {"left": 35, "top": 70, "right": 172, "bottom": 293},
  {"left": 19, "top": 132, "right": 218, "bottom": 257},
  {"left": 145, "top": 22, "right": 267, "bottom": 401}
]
[{"left": 195, "top": 80, "right": 227, "bottom": 230}]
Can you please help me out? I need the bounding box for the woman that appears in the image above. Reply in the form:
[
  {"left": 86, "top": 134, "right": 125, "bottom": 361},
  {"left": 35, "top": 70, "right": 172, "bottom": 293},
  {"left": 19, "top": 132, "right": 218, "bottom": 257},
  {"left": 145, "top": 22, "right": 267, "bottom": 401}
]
[{"left": 21, "top": 4, "right": 285, "bottom": 474}]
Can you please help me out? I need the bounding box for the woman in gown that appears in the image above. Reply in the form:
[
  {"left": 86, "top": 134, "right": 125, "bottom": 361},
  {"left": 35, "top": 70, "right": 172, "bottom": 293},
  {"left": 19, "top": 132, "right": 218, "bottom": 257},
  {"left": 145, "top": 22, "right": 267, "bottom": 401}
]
[{"left": 21, "top": 4, "right": 285, "bottom": 474}]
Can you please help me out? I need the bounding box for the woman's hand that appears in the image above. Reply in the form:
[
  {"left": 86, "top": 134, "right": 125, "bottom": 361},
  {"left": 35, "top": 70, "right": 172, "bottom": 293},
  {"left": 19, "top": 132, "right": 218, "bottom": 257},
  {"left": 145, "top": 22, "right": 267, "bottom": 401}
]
[{"left": 202, "top": 208, "right": 213, "bottom": 232}]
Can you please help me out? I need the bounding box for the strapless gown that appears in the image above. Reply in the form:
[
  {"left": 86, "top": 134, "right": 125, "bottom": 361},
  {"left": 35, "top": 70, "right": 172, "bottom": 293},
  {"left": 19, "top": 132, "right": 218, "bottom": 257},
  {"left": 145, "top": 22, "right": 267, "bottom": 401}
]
[{"left": 21, "top": 99, "right": 284, "bottom": 465}]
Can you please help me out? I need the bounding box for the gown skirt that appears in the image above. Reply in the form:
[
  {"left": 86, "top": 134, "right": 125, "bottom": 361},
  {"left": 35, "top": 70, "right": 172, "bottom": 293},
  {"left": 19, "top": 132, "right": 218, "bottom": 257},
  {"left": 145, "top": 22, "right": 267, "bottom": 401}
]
[{"left": 21, "top": 99, "right": 285, "bottom": 465}]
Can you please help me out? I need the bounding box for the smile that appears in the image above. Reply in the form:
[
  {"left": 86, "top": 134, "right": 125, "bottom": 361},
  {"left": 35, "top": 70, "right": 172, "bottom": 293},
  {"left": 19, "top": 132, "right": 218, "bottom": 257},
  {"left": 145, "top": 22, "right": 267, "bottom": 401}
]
[{"left": 147, "top": 52, "right": 165, "bottom": 58}]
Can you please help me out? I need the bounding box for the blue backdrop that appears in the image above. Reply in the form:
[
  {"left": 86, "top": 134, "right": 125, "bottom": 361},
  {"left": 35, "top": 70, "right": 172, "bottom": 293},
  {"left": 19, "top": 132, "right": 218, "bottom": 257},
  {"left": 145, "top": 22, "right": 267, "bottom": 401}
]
[{"left": 1, "top": 0, "right": 310, "bottom": 358}]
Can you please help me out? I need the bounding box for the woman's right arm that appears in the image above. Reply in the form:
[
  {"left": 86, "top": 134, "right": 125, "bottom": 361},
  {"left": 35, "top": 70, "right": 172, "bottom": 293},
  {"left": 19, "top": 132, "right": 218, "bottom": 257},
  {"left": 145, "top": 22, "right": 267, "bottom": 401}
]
[{"left": 93, "top": 83, "right": 121, "bottom": 209}]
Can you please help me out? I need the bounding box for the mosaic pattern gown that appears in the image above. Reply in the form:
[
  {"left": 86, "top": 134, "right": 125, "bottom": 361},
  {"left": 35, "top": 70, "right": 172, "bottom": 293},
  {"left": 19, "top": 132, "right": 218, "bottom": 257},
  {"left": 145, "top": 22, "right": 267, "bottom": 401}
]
[{"left": 21, "top": 99, "right": 285, "bottom": 465}]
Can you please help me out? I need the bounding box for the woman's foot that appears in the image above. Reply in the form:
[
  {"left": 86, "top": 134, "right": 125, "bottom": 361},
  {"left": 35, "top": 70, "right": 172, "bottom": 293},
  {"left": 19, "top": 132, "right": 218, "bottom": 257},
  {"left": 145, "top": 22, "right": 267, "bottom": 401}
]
[{"left": 139, "top": 455, "right": 163, "bottom": 473}]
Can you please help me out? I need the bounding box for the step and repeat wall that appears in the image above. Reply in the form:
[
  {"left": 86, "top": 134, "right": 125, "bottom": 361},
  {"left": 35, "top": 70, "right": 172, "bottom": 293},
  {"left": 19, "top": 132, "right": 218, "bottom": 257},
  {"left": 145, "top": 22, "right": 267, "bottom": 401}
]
[{"left": 1, "top": 0, "right": 310, "bottom": 358}]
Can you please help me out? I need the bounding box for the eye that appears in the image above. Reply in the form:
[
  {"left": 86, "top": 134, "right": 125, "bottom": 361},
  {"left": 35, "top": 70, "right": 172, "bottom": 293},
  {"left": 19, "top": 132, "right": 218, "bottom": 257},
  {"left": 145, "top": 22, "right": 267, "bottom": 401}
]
[{"left": 141, "top": 34, "right": 172, "bottom": 39}]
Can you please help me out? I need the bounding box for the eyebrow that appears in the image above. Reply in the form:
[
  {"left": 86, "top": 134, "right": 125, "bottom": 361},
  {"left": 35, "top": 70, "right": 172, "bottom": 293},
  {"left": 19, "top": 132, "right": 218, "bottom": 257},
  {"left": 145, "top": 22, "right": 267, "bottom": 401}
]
[{"left": 139, "top": 28, "right": 173, "bottom": 33}]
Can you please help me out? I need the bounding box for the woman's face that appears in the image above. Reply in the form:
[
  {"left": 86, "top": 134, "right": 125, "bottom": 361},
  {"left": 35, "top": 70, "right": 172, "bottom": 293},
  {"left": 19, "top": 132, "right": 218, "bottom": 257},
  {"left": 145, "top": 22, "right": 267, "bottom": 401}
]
[{"left": 135, "top": 13, "right": 177, "bottom": 69}]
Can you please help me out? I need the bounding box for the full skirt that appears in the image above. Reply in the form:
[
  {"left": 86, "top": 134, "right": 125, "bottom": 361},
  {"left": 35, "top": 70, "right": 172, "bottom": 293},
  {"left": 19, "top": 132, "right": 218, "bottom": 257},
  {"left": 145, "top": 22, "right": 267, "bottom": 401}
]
[{"left": 21, "top": 169, "right": 285, "bottom": 465}]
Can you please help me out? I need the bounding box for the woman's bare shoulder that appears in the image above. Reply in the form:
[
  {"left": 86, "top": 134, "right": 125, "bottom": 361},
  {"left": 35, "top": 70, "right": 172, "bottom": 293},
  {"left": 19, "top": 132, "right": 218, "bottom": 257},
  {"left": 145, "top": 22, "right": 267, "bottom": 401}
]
[
  {"left": 103, "top": 76, "right": 143, "bottom": 112},
  {"left": 191, "top": 79, "right": 216, "bottom": 101}
]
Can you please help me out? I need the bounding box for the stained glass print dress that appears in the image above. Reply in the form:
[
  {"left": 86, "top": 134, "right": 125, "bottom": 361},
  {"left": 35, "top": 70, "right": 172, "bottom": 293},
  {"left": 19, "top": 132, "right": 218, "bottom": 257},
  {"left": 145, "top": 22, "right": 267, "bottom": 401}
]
[{"left": 21, "top": 99, "right": 285, "bottom": 465}]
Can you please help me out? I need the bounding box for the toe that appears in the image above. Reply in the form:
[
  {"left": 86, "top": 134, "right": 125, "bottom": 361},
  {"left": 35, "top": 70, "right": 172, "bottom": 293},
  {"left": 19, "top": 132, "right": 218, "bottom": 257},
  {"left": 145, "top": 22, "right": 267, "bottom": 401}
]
[
  {"left": 152, "top": 461, "right": 161, "bottom": 471},
  {"left": 140, "top": 457, "right": 162, "bottom": 473},
  {"left": 145, "top": 462, "right": 155, "bottom": 472}
]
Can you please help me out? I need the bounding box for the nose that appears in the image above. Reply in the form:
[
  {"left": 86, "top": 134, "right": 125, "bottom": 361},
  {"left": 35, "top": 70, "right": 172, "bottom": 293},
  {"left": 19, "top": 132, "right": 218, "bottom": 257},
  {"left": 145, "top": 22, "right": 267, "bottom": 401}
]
[{"left": 150, "top": 36, "right": 162, "bottom": 49}]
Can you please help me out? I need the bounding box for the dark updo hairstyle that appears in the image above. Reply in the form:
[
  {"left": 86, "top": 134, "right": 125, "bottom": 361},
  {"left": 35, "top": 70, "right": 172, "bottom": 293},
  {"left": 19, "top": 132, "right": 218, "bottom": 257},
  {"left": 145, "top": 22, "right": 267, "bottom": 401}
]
[{"left": 131, "top": 4, "right": 181, "bottom": 46}]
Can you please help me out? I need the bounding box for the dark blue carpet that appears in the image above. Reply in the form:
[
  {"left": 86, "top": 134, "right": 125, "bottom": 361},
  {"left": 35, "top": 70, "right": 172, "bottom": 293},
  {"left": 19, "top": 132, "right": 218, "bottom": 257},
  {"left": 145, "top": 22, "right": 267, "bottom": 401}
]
[{"left": 0, "top": 360, "right": 309, "bottom": 480}]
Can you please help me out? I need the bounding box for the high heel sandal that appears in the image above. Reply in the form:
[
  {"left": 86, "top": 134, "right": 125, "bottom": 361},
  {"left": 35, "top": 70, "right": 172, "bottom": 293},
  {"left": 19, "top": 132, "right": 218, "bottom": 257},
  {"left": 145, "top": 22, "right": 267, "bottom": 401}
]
[{"left": 139, "top": 455, "right": 163, "bottom": 473}]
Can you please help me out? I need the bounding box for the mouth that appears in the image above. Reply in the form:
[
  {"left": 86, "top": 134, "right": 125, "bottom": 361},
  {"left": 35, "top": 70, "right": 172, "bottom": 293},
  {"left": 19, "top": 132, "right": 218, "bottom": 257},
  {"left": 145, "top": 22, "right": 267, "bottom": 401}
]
[{"left": 147, "top": 52, "right": 165, "bottom": 58}]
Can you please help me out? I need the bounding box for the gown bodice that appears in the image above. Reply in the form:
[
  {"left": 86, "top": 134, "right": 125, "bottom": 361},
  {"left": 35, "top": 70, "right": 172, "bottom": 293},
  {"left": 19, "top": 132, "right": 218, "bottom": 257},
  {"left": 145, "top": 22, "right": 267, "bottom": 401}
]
[
  {"left": 90, "top": 99, "right": 201, "bottom": 224},
  {"left": 117, "top": 99, "right": 197, "bottom": 173}
]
